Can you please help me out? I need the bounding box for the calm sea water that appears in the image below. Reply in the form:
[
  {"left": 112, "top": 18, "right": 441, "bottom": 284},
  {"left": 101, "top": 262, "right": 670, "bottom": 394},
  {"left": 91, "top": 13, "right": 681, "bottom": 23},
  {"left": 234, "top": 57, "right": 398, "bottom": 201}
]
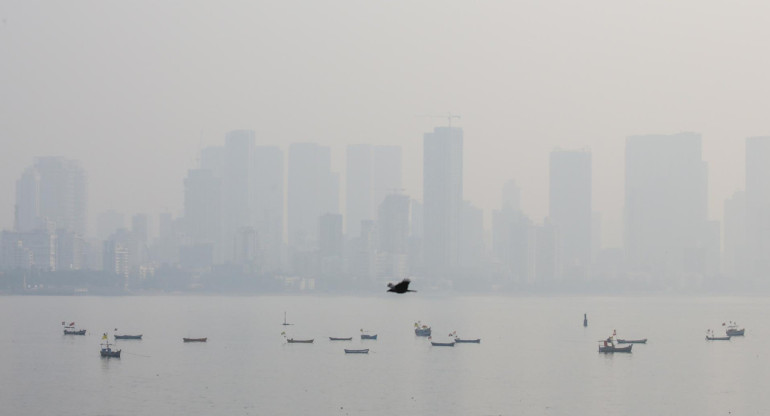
[{"left": 1, "top": 295, "right": 768, "bottom": 415}]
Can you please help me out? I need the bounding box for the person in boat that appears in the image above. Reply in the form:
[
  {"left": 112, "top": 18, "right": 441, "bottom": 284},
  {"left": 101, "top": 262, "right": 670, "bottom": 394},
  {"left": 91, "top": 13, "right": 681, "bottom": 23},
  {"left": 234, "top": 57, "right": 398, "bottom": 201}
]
[{"left": 605, "top": 336, "right": 614, "bottom": 348}]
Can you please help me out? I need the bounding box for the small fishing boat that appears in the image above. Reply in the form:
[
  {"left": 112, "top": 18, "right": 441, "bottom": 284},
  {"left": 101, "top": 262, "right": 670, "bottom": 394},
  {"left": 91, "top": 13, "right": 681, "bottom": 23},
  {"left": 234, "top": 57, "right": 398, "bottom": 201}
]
[
  {"left": 414, "top": 321, "right": 431, "bottom": 336},
  {"left": 282, "top": 312, "right": 293, "bottom": 326},
  {"left": 598, "top": 331, "right": 631, "bottom": 352},
  {"left": 583, "top": 313, "right": 588, "bottom": 327},
  {"left": 344, "top": 349, "right": 369, "bottom": 354},
  {"left": 706, "top": 335, "right": 731, "bottom": 341},
  {"left": 450, "top": 331, "right": 480, "bottom": 343},
  {"left": 431, "top": 341, "right": 455, "bottom": 347},
  {"left": 287, "top": 338, "right": 314, "bottom": 343},
  {"left": 706, "top": 329, "right": 730, "bottom": 341},
  {"left": 183, "top": 337, "right": 207, "bottom": 342},
  {"left": 329, "top": 337, "right": 352, "bottom": 341},
  {"left": 616, "top": 338, "right": 647, "bottom": 344},
  {"left": 115, "top": 334, "right": 142, "bottom": 340},
  {"left": 100, "top": 334, "right": 121, "bottom": 358},
  {"left": 361, "top": 334, "right": 378, "bottom": 340},
  {"left": 598, "top": 344, "right": 632, "bottom": 353},
  {"left": 724, "top": 321, "right": 745, "bottom": 336},
  {"left": 62, "top": 321, "right": 86, "bottom": 335}
]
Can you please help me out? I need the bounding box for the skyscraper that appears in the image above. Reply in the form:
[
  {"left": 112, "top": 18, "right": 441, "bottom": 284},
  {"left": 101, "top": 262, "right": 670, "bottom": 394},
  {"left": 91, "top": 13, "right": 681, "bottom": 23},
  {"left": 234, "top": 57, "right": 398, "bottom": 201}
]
[
  {"left": 549, "top": 149, "right": 592, "bottom": 281},
  {"left": 745, "top": 137, "right": 770, "bottom": 282},
  {"left": 252, "top": 146, "right": 284, "bottom": 273},
  {"left": 345, "top": 144, "right": 402, "bottom": 237},
  {"left": 723, "top": 191, "right": 746, "bottom": 280},
  {"left": 625, "top": 133, "right": 707, "bottom": 279},
  {"left": 423, "top": 126, "right": 463, "bottom": 277},
  {"left": 288, "top": 143, "right": 339, "bottom": 251},
  {"left": 183, "top": 169, "right": 221, "bottom": 251},
  {"left": 346, "top": 144, "right": 373, "bottom": 238},
  {"left": 15, "top": 157, "right": 87, "bottom": 236},
  {"left": 221, "top": 130, "right": 255, "bottom": 262}
]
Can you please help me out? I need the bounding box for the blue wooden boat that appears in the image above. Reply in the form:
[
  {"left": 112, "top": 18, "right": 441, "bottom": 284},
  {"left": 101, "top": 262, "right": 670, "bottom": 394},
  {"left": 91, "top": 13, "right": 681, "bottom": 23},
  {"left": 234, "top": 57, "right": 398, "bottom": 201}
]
[
  {"left": 344, "top": 349, "right": 369, "bottom": 354},
  {"left": 115, "top": 334, "right": 142, "bottom": 340},
  {"left": 431, "top": 341, "right": 455, "bottom": 347},
  {"left": 64, "top": 329, "right": 86, "bottom": 335},
  {"left": 329, "top": 337, "right": 352, "bottom": 341},
  {"left": 361, "top": 334, "right": 378, "bottom": 340},
  {"left": 454, "top": 338, "right": 481, "bottom": 343}
]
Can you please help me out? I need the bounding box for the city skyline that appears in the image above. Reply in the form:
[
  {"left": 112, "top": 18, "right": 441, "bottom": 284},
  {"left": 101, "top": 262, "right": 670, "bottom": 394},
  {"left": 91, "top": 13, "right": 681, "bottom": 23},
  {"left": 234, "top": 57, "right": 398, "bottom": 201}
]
[
  {"left": 3, "top": 2, "right": 769, "bottom": 250},
  {"left": 5, "top": 128, "right": 770, "bottom": 291}
]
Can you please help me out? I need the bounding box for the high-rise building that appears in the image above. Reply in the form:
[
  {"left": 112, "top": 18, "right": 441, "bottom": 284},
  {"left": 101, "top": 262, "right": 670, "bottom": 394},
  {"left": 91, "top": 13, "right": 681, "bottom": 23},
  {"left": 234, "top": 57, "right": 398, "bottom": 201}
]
[
  {"left": 184, "top": 169, "right": 221, "bottom": 253},
  {"left": 460, "top": 200, "right": 485, "bottom": 269},
  {"left": 372, "top": 146, "right": 403, "bottom": 219},
  {"left": 423, "top": 127, "right": 463, "bottom": 277},
  {"left": 14, "top": 167, "right": 39, "bottom": 232},
  {"left": 288, "top": 143, "right": 338, "bottom": 251},
  {"left": 723, "top": 191, "right": 747, "bottom": 280},
  {"left": 491, "top": 181, "right": 532, "bottom": 285},
  {"left": 745, "top": 137, "right": 770, "bottom": 282},
  {"left": 346, "top": 144, "right": 373, "bottom": 237},
  {"left": 252, "top": 146, "right": 284, "bottom": 273},
  {"left": 625, "top": 133, "right": 708, "bottom": 279},
  {"left": 319, "top": 213, "right": 343, "bottom": 257},
  {"left": 345, "top": 145, "right": 403, "bottom": 237},
  {"left": 549, "top": 149, "right": 592, "bottom": 281},
  {"left": 377, "top": 193, "right": 410, "bottom": 255},
  {"left": 14, "top": 157, "right": 87, "bottom": 236},
  {"left": 221, "top": 130, "right": 255, "bottom": 262}
]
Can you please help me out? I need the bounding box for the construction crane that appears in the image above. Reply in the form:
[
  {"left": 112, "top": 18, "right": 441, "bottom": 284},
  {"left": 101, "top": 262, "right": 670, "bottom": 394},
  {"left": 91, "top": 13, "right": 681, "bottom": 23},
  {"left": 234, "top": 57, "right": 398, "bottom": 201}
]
[{"left": 416, "top": 112, "right": 462, "bottom": 128}]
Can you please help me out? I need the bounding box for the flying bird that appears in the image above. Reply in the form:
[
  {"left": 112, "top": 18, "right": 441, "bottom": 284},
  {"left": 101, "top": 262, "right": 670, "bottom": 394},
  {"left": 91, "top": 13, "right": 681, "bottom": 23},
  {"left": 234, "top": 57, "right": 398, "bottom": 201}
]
[{"left": 387, "top": 278, "right": 416, "bottom": 294}]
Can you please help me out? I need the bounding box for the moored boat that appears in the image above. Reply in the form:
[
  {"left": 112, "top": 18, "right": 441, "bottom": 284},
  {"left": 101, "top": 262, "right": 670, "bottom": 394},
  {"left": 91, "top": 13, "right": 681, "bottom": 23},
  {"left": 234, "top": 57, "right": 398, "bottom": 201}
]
[
  {"left": 62, "top": 321, "right": 85, "bottom": 335},
  {"left": 287, "top": 338, "right": 314, "bottom": 343},
  {"left": 115, "top": 334, "right": 142, "bottom": 340},
  {"left": 598, "top": 344, "right": 632, "bottom": 353},
  {"left": 724, "top": 322, "right": 745, "bottom": 336},
  {"left": 361, "top": 334, "right": 378, "bottom": 340},
  {"left": 450, "top": 331, "right": 480, "bottom": 343},
  {"left": 100, "top": 333, "right": 121, "bottom": 358},
  {"left": 598, "top": 331, "right": 631, "bottom": 353},
  {"left": 616, "top": 338, "right": 647, "bottom": 344},
  {"left": 706, "top": 335, "right": 731, "bottom": 341},
  {"left": 431, "top": 341, "right": 455, "bottom": 347},
  {"left": 183, "top": 337, "right": 207, "bottom": 342},
  {"left": 414, "top": 321, "right": 431, "bottom": 336},
  {"left": 329, "top": 337, "right": 352, "bottom": 341},
  {"left": 706, "top": 329, "right": 730, "bottom": 341},
  {"left": 344, "top": 349, "right": 369, "bottom": 354}
]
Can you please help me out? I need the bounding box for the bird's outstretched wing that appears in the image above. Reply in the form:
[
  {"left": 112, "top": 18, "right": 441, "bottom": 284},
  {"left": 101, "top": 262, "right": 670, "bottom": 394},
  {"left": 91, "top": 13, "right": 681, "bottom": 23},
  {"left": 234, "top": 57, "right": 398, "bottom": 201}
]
[{"left": 394, "top": 279, "right": 410, "bottom": 292}]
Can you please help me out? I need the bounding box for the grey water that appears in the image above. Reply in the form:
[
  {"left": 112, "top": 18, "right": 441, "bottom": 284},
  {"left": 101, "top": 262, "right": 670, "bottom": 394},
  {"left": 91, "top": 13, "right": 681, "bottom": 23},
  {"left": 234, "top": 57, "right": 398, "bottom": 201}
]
[{"left": 2, "top": 295, "right": 768, "bottom": 415}]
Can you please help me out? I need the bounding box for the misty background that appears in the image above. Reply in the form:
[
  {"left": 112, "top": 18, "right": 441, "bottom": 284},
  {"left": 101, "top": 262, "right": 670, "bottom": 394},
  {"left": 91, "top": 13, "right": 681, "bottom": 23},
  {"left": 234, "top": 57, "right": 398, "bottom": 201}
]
[{"left": 1, "top": 1, "right": 769, "bottom": 292}]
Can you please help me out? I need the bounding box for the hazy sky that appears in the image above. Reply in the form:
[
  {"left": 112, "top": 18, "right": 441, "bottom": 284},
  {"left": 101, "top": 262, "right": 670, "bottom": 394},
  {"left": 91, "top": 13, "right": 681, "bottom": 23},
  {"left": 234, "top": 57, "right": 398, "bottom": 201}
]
[{"left": 2, "top": 1, "right": 769, "bottom": 247}]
